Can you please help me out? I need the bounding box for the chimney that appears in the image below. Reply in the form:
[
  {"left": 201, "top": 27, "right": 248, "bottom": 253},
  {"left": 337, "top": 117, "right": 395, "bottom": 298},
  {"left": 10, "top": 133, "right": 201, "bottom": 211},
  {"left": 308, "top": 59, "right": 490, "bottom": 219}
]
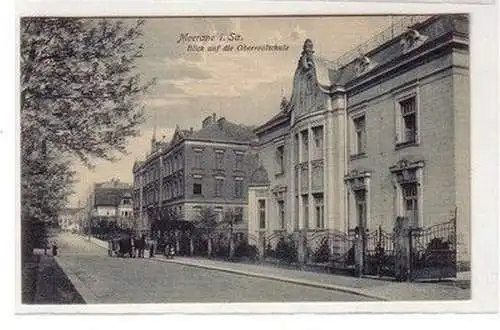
[
  {"left": 202, "top": 114, "right": 216, "bottom": 128},
  {"left": 212, "top": 113, "right": 216, "bottom": 121},
  {"left": 190, "top": 127, "right": 194, "bottom": 134}
]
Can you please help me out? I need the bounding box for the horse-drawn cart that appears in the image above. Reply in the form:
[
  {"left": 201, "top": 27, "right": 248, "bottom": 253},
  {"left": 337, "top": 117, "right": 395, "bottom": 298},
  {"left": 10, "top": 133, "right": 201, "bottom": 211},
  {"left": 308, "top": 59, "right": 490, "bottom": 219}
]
[{"left": 108, "top": 233, "right": 134, "bottom": 258}]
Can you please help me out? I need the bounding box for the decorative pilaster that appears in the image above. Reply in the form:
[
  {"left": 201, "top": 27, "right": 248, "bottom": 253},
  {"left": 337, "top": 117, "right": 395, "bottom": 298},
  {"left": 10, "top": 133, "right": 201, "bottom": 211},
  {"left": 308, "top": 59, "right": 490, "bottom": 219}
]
[{"left": 307, "top": 125, "right": 313, "bottom": 230}]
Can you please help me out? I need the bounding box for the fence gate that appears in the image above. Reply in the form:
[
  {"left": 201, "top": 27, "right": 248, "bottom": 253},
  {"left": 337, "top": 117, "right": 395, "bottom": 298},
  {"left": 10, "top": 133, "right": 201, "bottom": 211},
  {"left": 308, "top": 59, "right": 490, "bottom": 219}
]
[
  {"left": 409, "top": 217, "right": 457, "bottom": 280},
  {"left": 363, "top": 226, "right": 396, "bottom": 278},
  {"left": 305, "top": 230, "right": 330, "bottom": 265},
  {"left": 329, "top": 231, "right": 356, "bottom": 271}
]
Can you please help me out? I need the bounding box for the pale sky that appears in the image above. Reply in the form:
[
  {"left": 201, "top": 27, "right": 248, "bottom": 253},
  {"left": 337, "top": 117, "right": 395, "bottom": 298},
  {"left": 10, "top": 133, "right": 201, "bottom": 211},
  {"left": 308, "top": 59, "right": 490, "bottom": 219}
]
[{"left": 68, "top": 15, "right": 394, "bottom": 207}]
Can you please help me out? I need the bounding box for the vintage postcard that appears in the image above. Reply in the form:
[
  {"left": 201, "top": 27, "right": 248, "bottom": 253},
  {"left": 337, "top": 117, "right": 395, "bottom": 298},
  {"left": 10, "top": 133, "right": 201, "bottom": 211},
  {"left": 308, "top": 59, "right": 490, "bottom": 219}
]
[{"left": 15, "top": 7, "right": 498, "bottom": 315}]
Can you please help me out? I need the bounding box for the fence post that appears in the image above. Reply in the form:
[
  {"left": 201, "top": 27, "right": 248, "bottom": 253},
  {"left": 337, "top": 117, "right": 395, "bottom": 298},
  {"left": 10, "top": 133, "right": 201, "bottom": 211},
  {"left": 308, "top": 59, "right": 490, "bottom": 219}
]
[
  {"left": 354, "top": 226, "right": 364, "bottom": 277},
  {"left": 258, "top": 232, "right": 265, "bottom": 260},
  {"left": 297, "top": 230, "right": 306, "bottom": 265},
  {"left": 394, "top": 217, "right": 410, "bottom": 282}
]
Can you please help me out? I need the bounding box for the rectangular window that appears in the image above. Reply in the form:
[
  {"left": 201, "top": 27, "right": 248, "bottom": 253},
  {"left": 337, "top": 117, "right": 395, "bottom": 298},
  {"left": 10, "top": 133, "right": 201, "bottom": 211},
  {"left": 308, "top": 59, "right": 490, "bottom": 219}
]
[
  {"left": 314, "top": 195, "right": 324, "bottom": 228},
  {"left": 215, "top": 151, "right": 225, "bottom": 169},
  {"left": 179, "top": 176, "right": 184, "bottom": 196},
  {"left": 194, "top": 151, "right": 202, "bottom": 169},
  {"left": 215, "top": 178, "right": 224, "bottom": 197},
  {"left": 278, "top": 200, "right": 285, "bottom": 229},
  {"left": 235, "top": 153, "right": 243, "bottom": 170},
  {"left": 193, "top": 183, "right": 202, "bottom": 195},
  {"left": 301, "top": 130, "right": 309, "bottom": 162},
  {"left": 354, "top": 189, "right": 367, "bottom": 229},
  {"left": 397, "top": 96, "right": 418, "bottom": 145},
  {"left": 276, "top": 145, "right": 285, "bottom": 174},
  {"left": 258, "top": 199, "right": 266, "bottom": 229},
  {"left": 235, "top": 207, "right": 243, "bottom": 223},
  {"left": 215, "top": 207, "right": 223, "bottom": 222},
  {"left": 402, "top": 183, "right": 418, "bottom": 227},
  {"left": 312, "top": 126, "right": 323, "bottom": 160},
  {"left": 294, "top": 134, "right": 300, "bottom": 163},
  {"left": 302, "top": 195, "right": 309, "bottom": 229},
  {"left": 234, "top": 179, "right": 243, "bottom": 198},
  {"left": 178, "top": 152, "right": 183, "bottom": 169},
  {"left": 353, "top": 115, "right": 366, "bottom": 155}
]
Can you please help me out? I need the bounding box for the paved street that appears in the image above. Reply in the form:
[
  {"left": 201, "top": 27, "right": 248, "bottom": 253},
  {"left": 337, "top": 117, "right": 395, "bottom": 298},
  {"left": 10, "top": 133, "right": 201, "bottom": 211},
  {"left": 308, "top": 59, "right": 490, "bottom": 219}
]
[{"left": 54, "top": 233, "right": 376, "bottom": 303}]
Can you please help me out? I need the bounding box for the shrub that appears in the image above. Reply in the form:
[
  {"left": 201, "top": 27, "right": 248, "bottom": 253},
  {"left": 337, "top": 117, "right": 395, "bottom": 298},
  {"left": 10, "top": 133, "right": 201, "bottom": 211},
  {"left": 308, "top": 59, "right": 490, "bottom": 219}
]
[
  {"left": 274, "top": 237, "right": 298, "bottom": 264},
  {"left": 234, "top": 241, "right": 259, "bottom": 260}
]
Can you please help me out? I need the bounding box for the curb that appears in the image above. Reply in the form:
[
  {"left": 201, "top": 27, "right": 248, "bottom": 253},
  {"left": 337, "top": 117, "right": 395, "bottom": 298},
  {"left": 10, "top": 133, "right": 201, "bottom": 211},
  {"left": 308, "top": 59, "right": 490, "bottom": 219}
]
[
  {"left": 152, "top": 257, "right": 387, "bottom": 301},
  {"left": 54, "top": 256, "right": 99, "bottom": 304}
]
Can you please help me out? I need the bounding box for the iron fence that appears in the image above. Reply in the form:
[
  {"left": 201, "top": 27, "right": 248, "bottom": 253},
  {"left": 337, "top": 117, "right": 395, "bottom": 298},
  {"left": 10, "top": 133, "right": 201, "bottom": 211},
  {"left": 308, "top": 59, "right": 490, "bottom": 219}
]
[
  {"left": 363, "top": 226, "right": 396, "bottom": 278},
  {"left": 409, "top": 217, "right": 457, "bottom": 280}
]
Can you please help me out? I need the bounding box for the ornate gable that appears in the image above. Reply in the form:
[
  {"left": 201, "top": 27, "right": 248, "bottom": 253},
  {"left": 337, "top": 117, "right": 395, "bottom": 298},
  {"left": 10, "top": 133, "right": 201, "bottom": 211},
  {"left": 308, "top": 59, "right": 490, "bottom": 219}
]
[{"left": 289, "top": 39, "right": 331, "bottom": 121}]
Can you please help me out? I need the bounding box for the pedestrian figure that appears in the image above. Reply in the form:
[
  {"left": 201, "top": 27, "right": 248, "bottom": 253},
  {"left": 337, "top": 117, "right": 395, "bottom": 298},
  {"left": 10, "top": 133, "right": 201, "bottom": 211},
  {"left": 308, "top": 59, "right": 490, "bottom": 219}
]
[
  {"left": 129, "top": 236, "right": 135, "bottom": 258},
  {"left": 149, "top": 238, "right": 155, "bottom": 258},
  {"left": 52, "top": 242, "right": 58, "bottom": 256},
  {"left": 137, "top": 234, "right": 146, "bottom": 258}
]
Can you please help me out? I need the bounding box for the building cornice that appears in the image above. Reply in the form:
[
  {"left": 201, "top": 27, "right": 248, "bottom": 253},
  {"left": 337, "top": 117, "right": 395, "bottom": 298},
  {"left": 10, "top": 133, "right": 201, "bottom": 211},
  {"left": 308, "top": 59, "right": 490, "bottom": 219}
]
[{"left": 345, "top": 33, "right": 468, "bottom": 94}]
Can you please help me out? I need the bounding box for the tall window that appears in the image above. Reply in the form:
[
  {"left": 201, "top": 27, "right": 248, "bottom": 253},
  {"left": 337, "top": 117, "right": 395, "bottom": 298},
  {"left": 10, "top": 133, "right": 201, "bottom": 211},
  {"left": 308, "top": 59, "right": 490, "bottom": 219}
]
[
  {"left": 398, "top": 97, "right": 417, "bottom": 145},
  {"left": 215, "top": 178, "right": 224, "bottom": 197},
  {"left": 301, "top": 130, "right": 309, "bottom": 162},
  {"left": 235, "top": 153, "right": 243, "bottom": 170},
  {"left": 294, "top": 134, "right": 300, "bottom": 163},
  {"left": 302, "top": 195, "right": 309, "bottom": 229},
  {"left": 194, "top": 151, "right": 202, "bottom": 168},
  {"left": 353, "top": 115, "right": 366, "bottom": 155},
  {"left": 278, "top": 200, "right": 285, "bottom": 229},
  {"left": 172, "top": 179, "right": 177, "bottom": 197},
  {"left": 258, "top": 199, "right": 266, "bottom": 229},
  {"left": 234, "top": 207, "right": 243, "bottom": 223},
  {"left": 215, "top": 207, "right": 223, "bottom": 222},
  {"left": 276, "top": 145, "right": 285, "bottom": 174},
  {"left": 312, "top": 126, "right": 323, "bottom": 160},
  {"left": 234, "top": 179, "right": 243, "bottom": 198},
  {"left": 215, "top": 151, "right": 225, "bottom": 169},
  {"left": 178, "top": 176, "right": 184, "bottom": 196},
  {"left": 354, "top": 189, "right": 367, "bottom": 229},
  {"left": 402, "top": 183, "right": 418, "bottom": 227},
  {"left": 314, "top": 195, "right": 324, "bottom": 228},
  {"left": 178, "top": 152, "right": 183, "bottom": 169}
]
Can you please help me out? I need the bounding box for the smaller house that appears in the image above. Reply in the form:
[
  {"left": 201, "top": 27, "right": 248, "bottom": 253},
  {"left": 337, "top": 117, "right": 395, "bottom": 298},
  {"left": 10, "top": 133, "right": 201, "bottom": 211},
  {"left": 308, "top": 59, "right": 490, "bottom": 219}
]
[{"left": 90, "top": 178, "right": 134, "bottom": 229}]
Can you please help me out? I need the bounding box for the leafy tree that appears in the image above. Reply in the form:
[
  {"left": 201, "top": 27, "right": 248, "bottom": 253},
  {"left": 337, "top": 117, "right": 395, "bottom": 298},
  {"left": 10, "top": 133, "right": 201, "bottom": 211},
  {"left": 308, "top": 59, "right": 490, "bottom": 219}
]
[
  {"left": 193, "top": 207, "right": 218, "bottom": 257},
  {"left": 220, "top": 207, "right": 243, "bottom": 259},
  {"left": 21, "top": 18, "right": 154, "bottom": 165},
  {"left": 20, "top": 17, "right": 155, "bottom": 258}
]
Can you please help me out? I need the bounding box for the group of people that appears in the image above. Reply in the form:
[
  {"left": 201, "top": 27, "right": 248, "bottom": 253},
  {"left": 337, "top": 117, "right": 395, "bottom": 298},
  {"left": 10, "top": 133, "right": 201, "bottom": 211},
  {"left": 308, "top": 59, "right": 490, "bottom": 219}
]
[{"left": 109, "top": 234, "right": 175, "bottom": 259}]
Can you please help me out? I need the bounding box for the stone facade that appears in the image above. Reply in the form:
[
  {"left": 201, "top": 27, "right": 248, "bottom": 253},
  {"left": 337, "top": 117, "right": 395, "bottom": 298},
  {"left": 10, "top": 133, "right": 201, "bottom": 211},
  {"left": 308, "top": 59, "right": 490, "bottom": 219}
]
[
  {"left": 248, "top": 15, "right": 470, "bottom": 267},
  {"left": 133, "top": 114, "right": 259, "bottom": 237}
]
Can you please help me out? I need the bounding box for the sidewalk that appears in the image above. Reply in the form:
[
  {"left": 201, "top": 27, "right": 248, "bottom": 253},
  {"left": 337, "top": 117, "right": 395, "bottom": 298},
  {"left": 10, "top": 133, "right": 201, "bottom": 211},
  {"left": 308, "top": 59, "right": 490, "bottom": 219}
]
[
  {"left": 152, "top": 255, "right": 471, "bottom": 301},
  {"left": 32, "top": 254, "right": 85, "bottom": 304}
]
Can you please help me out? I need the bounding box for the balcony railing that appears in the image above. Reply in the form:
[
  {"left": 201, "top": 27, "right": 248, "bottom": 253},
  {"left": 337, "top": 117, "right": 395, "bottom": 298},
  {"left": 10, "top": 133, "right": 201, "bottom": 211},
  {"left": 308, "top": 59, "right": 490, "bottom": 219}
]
[{"left": 316, "top": 15, "right": 433, "bottom": 71}]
